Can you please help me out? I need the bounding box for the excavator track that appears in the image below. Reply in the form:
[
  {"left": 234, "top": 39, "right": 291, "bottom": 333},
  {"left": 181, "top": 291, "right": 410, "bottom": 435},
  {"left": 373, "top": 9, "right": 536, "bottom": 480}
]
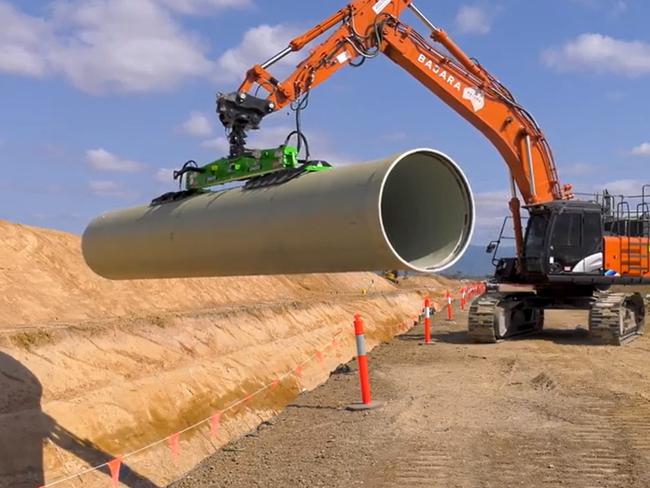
[
  {"left": 589, "top": 292, "right": 646, "bottom": 346},
  {"left": 467, "top": 293, "right": 505, "bottom": 343},
  {"left": 468, "top": 291, "right": 544, "bottom": 343}
]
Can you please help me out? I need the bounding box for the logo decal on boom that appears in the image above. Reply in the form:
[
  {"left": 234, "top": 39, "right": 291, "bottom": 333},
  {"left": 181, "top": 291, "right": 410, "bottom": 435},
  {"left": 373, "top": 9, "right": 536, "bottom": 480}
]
[
  {"left": 462, "top": 87, "right": 485, "bottom": 112},
  {"left": 417, "top": 54, "right": 462, "bottom": 91},
  {"left": 372, "top": 0, "right": 391, "bottom": 14}
]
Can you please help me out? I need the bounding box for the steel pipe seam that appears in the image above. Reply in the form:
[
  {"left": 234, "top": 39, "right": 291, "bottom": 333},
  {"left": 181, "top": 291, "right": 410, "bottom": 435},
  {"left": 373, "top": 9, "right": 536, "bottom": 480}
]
[{"left": 82, "top": 148, "right": 474, "bottom": 280}]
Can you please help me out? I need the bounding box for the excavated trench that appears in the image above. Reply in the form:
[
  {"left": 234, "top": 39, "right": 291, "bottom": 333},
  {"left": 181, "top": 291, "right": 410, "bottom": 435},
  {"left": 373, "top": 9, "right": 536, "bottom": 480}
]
[{"left": 0, "top": 220, "right": 458, "bottom": 487}]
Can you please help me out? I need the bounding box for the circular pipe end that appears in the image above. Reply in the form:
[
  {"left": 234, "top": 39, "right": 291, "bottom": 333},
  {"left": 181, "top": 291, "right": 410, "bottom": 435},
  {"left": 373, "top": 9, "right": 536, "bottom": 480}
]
[{"left": 378, "top": 148, "right": 475, "bottom": 273}]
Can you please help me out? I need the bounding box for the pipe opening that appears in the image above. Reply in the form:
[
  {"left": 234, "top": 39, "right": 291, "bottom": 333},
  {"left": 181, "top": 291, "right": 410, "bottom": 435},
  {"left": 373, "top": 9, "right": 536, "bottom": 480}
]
[{"left": 379, "top": 149, "right": 474, "bottom": 273}]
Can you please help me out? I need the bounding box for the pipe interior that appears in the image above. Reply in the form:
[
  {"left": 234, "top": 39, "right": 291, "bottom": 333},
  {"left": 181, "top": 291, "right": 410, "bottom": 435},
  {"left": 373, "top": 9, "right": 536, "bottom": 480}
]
[{"left": 380, "top": 150, "right": 474, "bottom": 272}]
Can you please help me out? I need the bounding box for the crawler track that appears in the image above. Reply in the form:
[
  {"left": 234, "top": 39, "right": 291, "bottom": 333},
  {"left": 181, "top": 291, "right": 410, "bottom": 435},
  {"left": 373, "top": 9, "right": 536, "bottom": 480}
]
[
  {"left": 589, "top": 292, "right": 645, "bottom": 345},
  {"left": 467, "top": 291, "right": 543, "bottom": 343},
  {"left": 467, "top": 292, "right": 503, "bottom": 343}
]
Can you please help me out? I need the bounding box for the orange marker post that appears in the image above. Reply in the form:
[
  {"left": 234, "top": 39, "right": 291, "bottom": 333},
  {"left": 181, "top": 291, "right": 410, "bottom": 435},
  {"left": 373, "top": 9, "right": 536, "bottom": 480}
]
[
  {"left": 346, "top": 314, "right": 381, "bottom": 411},
  {"left": 168, "top": 432, "right": 180, "bottom": 461},
  {"left": 108, "top": 456, "right": 122, "bottom": 488},
  {"left": 423, "top": 296, "right": 431, "bottom": 344},
  {"left": 355, "top": 314, "right": 371, "bottom": 404},
  {"left": 446, "top": 290, "right": 453, "bottom": 321}
]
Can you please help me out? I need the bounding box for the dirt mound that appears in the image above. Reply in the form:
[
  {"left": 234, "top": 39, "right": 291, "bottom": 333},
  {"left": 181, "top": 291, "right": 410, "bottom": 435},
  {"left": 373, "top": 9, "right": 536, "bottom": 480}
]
[
  {"left": 0, "top": 220, "right": 456, "bottom": 487},
  {"left": 397, "top": 274, "right": 455, "bottom": 291},
  {"left": 0, "top": 220, "right": 394, "bottom": 329}
]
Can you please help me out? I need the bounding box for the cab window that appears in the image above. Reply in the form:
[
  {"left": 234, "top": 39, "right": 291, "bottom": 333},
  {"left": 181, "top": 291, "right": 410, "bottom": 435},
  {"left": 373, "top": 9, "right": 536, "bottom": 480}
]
[{"left": 552, "top": 213, "right": 582, "bottom": 248}]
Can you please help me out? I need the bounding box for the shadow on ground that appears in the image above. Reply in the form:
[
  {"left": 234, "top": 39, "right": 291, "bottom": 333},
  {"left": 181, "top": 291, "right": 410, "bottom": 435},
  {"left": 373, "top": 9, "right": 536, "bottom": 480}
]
[
  {"left": 0, "top": 351, "right": 159, "bottom": 488},
  {"left": 401, "top": 324, "right": 607, "bottom": 347}
]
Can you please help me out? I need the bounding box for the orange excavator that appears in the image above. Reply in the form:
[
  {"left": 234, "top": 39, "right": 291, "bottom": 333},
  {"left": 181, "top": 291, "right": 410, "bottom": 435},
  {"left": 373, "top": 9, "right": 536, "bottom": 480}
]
[{"left": 212, "top": 0, "right": 649, "bottom": 344}]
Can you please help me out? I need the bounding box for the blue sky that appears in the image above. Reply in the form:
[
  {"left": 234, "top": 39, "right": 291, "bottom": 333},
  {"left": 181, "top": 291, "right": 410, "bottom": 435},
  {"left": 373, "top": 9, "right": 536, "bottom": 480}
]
[{"left": 1, "top": 0, "right": 649, "bottom": 243}]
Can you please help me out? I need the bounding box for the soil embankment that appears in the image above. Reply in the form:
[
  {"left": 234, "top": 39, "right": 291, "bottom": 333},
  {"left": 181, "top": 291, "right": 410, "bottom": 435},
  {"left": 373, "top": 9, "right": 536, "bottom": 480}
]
[{"left": 0, "top": 220, "right": 457, "bottom": 487}]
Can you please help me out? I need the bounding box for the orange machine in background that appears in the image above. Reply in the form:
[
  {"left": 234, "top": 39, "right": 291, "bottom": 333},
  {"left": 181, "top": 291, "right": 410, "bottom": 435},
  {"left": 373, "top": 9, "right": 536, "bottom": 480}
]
[{"left": 605, "top": 237, "right": 650, "bottom": 277}]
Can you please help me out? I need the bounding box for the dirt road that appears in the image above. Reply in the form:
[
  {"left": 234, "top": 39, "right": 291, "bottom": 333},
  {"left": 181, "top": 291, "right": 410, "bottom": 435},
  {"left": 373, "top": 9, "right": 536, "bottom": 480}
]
[{"left": 170, "top": 304, "right": 650, "bottom": 488}]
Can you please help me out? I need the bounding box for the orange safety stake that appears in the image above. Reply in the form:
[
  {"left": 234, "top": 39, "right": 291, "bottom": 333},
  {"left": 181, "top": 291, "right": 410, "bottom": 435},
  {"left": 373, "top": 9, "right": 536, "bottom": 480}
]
[
  {"left": 354, "top": 314, "right": 371, "bottom": 404},
  {"left": 210, "top": 412, "right": 221, "bottom": 438},
  {"left": 446, "top": 290, "right": 453, "bottom": 321},
  {"left": 423, "top": 296, "right": 431, "bottom": 344},
  {"left": 107, "top": 455, "right": 122, "bottom": 487},
  {"left": 314, "top": 350, "right": 325, "bottom": 367},
  {"left": 168, "top": 432, "right": 180, "bottom": 460},
  {"left": 460, "top": 287, "right": 466, "bottom": 311},
  {"left": 346, "top": 314, "right": 382, "bottom": 411}
]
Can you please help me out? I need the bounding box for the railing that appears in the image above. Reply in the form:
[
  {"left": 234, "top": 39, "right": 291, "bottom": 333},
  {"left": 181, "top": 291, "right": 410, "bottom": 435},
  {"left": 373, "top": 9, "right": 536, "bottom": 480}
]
[
  {"left": 639, "top": 185, "right": 650, "bottom": 274},
  {"left": 561, "top": 187, "right": 650, "bottom": 276},
  {"left": 608, "top": 187, "right": 650, "bottom": 276},
  {"left": 487, "top": 215, "right": 526, "bottom": 267}
]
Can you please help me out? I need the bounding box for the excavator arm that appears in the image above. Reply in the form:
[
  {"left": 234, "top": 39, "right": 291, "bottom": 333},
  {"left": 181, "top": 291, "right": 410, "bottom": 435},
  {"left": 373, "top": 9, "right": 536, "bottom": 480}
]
[{"left": 216, "top": 0, "right": 573, "bottom": 259}]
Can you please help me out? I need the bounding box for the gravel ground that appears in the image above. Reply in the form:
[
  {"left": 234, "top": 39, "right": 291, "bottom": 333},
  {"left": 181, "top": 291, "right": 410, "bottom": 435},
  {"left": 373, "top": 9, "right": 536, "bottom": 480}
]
[{"left": 170, "top": 304, "right": 650, "bottom": 488}]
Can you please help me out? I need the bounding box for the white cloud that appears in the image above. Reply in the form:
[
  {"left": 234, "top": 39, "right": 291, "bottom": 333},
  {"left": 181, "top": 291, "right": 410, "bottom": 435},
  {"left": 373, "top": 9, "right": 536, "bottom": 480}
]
[
  {"left": 597, "top": 179, "right": 641, "bottom": 196},
  {"left": 201, "top": 136, "right": 229, "bottom": 152},
  {"left": 632, "top": 142, "right": 650, "bottom": 157},
  {"left": 247, "top": 126, "right": 293, "bottom": 148},
  {"left": 180, "top": 111, "right": 213, "bottom": 137},
  {"left": 256, "top": 126, "right": 360, "bottom": 165},
  {"left": 562, "top": 162, "right": 597, "bottom": 176},
  {"left": 0, "top": 2, "right": 50, "bottom": 76},
  {"left": 216, "top": 24, "right": 299, "bottom": 81},
  {"left": 88, "top": 180, "right": 134, "bottom": 198},
  {"left": 0, "top": 0, "right": 217, "bottom": 93},
  {"left": 154, "top": 168, "right": 176, "bottom": 183},
  {"left": 0, "top": 4, "right": 305, "bottom": 94},
  {"left": 455, "top": 6, "right": 492, "bottom": 35},
  {"left": 472, "top": 190, "right": 511, "bottom": 242},
  {"left": 86, "top": 148, "right": 148, "bottom": 172},
  {"left": 157, "top": 0, "right": 253, "bottom": 15},
  {"left": 543, "top": 34, "right": 650, "bottom": 77},
  {"left": 51, "top": 0, "right": 216, "bottom": 93}
]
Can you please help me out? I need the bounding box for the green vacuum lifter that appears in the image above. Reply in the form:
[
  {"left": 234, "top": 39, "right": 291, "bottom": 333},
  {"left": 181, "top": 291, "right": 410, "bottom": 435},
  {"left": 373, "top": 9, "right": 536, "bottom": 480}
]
[{"left": 172, "top": 144, "right": 331, "bottom": 192}]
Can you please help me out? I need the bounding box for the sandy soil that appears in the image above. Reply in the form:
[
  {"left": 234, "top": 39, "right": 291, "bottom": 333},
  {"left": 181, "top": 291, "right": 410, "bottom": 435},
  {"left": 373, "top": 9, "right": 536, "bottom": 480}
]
[
  {"left": 0, "top": 221, "right": 458, "bottom": 488},
  {"left": 171, "top": 306, "right": 650, "bottom": 488},
  {"left": 0, "top": 220, "right": 399, "bottom": 329}
]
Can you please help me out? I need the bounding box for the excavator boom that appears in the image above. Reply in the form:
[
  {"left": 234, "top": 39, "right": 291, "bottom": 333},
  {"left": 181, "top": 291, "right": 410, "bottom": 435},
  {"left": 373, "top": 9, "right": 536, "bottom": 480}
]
[
  {"left": 216, "top": 0, "right": 575, "bottom": 261},
  {"left": 225, "top": 0, "right": 569, "bottom": 206}
]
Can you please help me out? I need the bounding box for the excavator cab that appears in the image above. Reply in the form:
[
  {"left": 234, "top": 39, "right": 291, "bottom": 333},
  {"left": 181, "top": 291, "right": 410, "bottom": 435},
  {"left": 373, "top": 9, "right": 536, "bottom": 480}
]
[
  {"left": 523, "top": 201, "right": 604, "bottom": 277},
  {"left": 475, "top": 199, "right": 647, "bottom": 345},
  {"left": 492, "top": 189, "right": 650, "bottom": 285},
  {"left": 492, "top": 201, "right": 605, "bottom": 283}
]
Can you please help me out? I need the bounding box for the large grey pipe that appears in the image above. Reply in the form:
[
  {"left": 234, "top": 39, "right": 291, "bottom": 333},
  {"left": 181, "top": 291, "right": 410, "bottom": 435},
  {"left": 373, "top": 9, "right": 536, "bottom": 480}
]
[{"left": 82, "top": 148, "right": 474, "bottom": 279}]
